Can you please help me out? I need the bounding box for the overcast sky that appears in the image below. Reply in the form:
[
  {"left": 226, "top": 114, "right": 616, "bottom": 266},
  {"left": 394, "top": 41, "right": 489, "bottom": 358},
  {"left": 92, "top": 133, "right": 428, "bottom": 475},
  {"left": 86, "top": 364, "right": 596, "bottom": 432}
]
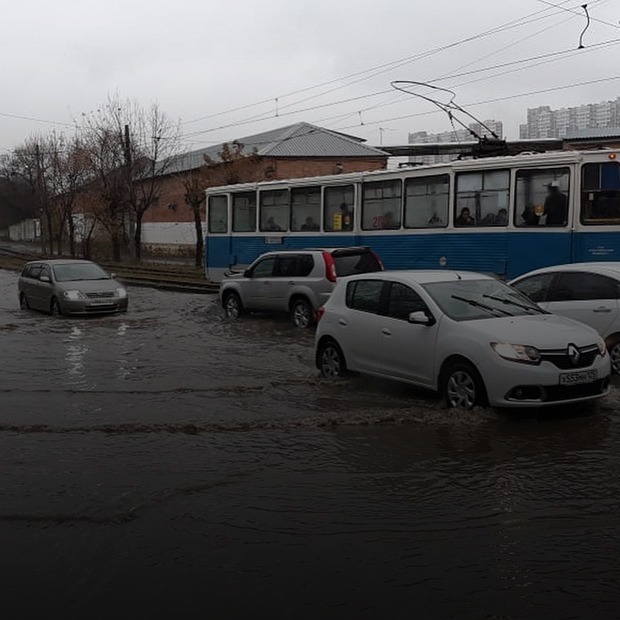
[{"left": 1, "top": 0, "right": 619, "bottom": 155}]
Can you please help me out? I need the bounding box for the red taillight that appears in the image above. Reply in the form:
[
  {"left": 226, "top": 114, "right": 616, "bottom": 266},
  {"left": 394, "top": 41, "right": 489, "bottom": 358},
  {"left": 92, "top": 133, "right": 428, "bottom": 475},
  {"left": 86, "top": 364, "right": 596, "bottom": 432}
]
[
  {"left": 316, "top": 306, "right": 325, "bottom": 322},
  {"left": 371, "top": 250, "right": 384, "bottom": 270},
  {"left": 323, "top": 251, "right": 337, "bottom": 282}
]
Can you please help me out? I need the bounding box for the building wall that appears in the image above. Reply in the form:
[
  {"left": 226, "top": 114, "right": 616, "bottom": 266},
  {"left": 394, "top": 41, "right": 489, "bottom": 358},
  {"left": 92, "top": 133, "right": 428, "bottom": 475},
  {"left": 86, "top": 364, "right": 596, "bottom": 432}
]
[{"left": 141, "top": 156, "right": 387, "bottom": 226}]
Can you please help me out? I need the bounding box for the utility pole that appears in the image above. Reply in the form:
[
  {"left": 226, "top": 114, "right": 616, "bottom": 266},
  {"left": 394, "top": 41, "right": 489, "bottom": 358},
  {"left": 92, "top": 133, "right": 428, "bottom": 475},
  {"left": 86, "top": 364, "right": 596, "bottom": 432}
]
[{"left": 123, "top": 124, "right": 137, "bottom": 261}]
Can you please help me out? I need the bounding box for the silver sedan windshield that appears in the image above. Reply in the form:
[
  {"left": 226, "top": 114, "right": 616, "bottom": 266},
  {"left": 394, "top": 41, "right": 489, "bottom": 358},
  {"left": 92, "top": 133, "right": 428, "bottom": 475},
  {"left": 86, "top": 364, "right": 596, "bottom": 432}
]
[{"left": 52, "top": 263, "right": 110, "bottom": 282}]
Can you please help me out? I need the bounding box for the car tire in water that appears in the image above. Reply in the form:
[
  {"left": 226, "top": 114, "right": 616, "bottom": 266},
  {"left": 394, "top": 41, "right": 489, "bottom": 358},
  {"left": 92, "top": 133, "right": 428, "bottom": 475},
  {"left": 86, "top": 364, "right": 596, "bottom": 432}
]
[
  {"left": 19, "top": 293, "right": 29, "bottom": 310},
  {"left": 223, "top": 292, "right": 243, "bottom": 320},
  {"left": 318, "top": 339, "right": 347, "bottom": 378},
  {"left": 50, "top": 297, "right": 62, "bottom": 317},
  {"left": 441, "top": 361, "right": 486, "bottom": 409},
  {"left": 291, "top": 298, "right": 314, "bottom": 329},
  {"left": 608, "top": 337, "right": 620, "bottom": 374}
]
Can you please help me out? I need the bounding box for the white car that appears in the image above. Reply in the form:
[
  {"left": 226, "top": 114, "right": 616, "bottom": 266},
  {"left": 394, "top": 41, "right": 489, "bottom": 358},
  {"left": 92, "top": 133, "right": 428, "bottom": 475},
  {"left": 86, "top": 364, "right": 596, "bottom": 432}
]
[
  {"left": 509, "top": 262, "right": 620, "bottom": 373},
  {"left": 315, "top": 270, "right": 611, "bottom": 409}
]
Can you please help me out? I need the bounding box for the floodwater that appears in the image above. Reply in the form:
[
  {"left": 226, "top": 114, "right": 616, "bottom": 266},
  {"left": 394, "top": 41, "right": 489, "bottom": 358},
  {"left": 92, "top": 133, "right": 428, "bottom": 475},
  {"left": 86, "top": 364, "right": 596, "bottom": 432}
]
[{"left": 1, "top": 268, "right": 619, "bottom": 618}]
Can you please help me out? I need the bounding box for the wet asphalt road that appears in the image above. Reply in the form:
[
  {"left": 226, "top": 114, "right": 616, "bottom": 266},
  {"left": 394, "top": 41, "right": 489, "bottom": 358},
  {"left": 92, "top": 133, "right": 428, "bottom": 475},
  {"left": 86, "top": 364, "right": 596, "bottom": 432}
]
[{"left": 1, "top": 268, "right": 620, "bottom": 618}]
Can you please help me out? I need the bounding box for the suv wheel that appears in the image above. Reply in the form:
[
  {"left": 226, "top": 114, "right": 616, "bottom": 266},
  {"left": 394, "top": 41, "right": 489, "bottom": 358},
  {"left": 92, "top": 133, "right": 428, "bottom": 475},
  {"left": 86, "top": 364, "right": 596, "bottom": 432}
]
[
  {"left": 441, "top": 361, "right": 486, "bottom": 409},
  {"left": 318, "top": 340, "right": 347, "bottom": 378},
  {"left": 223, "top": 292, "right": 243, "bottom": 319},
  {"left": 291, "top": 298, "right": 314, "bottom": 329}
]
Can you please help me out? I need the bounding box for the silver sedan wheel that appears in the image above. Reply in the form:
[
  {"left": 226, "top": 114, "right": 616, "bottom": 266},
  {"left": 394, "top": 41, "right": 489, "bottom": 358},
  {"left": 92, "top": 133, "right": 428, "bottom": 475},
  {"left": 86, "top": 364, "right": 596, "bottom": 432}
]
[
  {"left": 609, "top": 341, "right": 620, "bottom": 374},
  {"left": 319, "top": 342, "right": 345, "bottom": 378},
  {"left": 444, "top": 367, "right": 480, "bottom": 409}
]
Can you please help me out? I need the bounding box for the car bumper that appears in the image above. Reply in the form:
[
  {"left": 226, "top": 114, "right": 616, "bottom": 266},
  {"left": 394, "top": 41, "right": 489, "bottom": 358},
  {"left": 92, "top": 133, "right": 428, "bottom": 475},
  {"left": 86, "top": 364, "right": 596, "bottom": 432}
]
[
  {"left": 60, "top": 298, "right": 129, "bottom": 315},
  {"left": 478, "top": 354, "right": 611, "bottom": 408}
]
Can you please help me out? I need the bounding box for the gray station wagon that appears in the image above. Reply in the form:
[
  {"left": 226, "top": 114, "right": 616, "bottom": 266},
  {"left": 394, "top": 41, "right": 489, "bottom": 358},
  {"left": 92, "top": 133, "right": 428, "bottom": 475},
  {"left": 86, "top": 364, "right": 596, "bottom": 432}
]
[{"left": 18, "top": 259, "right": 129, "bottom": 316}]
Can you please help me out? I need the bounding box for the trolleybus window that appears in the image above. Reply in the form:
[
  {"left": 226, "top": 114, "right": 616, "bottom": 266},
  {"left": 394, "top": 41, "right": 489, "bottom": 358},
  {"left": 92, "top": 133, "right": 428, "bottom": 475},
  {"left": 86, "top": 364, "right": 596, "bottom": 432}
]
[
  {"left": 208, "top": 195, "right": 228, "bottom": 233},
  {"left": 362, "top": 179, "right": 402, "bottom": 230},
  {"left": 404, "top": 175, "right": 449, "bottom": 228},
  {"left": 259, "top": 189, "right": 288, "bottom": 232},
  {"left": 581, "top": 162, "right": 620, "bottom": 225},
  {"left": 455, "top": 170, "right": 509, "bottom": 227},
  {"left": 232, "top": 191, "right": 257, "bottom": 232},
  {"left": 515, "top": 168, "right": 570, "bottom": 227},
  {"left": 291, "top": 187, "right": 321, "bottom": 231},
  {"left": 324, "top": 185, "right": 354, "bottom": 231}
]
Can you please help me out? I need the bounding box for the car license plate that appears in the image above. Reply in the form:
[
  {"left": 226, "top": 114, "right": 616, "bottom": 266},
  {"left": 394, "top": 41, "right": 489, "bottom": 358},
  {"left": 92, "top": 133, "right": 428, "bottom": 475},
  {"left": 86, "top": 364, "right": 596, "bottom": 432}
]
[
  {"left": 559, "top": 369, "right": 597, "bottom": 385},
  {"left": 89, "top": 300, "right": 113, "bottom": 306}
]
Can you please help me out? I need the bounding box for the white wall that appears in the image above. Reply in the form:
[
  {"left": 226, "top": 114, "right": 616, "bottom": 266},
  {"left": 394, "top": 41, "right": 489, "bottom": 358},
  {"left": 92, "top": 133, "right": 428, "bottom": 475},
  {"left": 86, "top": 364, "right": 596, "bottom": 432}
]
[
  {"left": 8, "top": 218, "right": 40, "bottom": 241},
  {"left": 141, "top": 222, "right": 205, "bottom": 245}
]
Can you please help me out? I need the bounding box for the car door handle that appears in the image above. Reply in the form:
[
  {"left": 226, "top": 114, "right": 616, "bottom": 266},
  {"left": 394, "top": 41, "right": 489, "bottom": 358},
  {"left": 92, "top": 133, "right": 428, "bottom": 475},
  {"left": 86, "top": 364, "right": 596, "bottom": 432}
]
[
  {"left": 381, "top": 328, "right": 392, "bottom": 336},
  {"left": 338, "top": 318, "right": 347, "bottom": 326},
  {"left": 593, "top": 307, "right": 611, "bottom": 313}
]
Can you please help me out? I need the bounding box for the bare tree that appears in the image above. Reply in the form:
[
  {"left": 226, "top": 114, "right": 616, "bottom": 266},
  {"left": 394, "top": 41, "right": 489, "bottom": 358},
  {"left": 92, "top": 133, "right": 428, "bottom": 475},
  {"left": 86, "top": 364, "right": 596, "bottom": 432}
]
[
  {"left": 179, "top": 141, "right": 260, "bottom": 268},
  {"left": 8, "top": 135, "right": 58, "bottom": 254},
  {"left": 182, "top": 171, "right": 206, "bottom": 268},
  {"left": 78, "top": 95, "right": 181, "bottom": 262}
]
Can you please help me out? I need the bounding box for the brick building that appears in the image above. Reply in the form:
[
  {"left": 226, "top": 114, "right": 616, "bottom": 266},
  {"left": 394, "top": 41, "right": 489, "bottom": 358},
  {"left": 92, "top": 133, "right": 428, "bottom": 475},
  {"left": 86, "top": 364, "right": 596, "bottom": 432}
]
[{"left": 140, "top": 122, "right": 389, "bottom": 255}]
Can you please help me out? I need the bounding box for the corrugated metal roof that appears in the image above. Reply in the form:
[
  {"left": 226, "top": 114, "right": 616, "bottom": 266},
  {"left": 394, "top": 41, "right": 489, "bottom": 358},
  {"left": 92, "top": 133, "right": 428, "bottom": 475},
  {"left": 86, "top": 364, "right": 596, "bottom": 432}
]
[
  {"left": 565, "top": 127, "right": 620, "bottom": 140},
  {"left": 165, "top": 122, "right": 388, "bottom": 175}
]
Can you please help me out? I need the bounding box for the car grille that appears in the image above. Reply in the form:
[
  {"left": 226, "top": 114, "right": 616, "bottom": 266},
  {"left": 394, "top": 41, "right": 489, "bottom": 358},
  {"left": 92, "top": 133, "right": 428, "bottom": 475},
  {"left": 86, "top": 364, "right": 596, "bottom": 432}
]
[
  {"left": 539, "top": 344, "right": 599, "bottom": 370},
  {"left": 85, "top": 291, "right": 115, "bottom": 298}
]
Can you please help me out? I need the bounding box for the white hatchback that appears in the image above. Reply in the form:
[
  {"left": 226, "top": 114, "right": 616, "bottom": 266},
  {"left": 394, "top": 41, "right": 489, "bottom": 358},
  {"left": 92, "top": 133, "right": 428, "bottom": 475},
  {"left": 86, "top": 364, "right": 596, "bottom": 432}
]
[
  {"left": 315, "top": 270, "right": 610, "bottom": 409},
  {"left": 509, "top": 262, "right": 620, "bottom": 373}
]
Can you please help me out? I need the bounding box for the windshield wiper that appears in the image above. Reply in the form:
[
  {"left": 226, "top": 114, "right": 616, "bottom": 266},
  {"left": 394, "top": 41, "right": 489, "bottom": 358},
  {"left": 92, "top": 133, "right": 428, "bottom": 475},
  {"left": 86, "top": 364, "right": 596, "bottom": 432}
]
[
  {"left": 482, "top": 293, "right": 546, "bottom": 314},
  {"left": 451, "top": 294, "right": 511, "bottom": 317}
]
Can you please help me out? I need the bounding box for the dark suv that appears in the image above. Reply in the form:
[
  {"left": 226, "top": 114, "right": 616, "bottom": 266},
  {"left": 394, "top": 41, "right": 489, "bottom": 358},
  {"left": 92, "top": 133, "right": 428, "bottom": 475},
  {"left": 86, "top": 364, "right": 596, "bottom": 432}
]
[{"left": 219, "top": 247, "right": 383, "bottom": 328}]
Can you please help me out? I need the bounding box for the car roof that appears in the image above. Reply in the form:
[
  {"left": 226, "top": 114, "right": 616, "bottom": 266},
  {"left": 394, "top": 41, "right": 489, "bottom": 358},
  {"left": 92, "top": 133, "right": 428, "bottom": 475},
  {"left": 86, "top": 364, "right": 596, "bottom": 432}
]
[
  {"left": 511, "top": 262, "right": 620, "bottom": 281},
  {"left": 258, "top": 246, "right": 373, "bottom": 254},
  {"left": 344, "top": 269, "right": 496, "bottom": 284},
  {"left": 24, "top": 259, "right": 96, "bottom": 266}
]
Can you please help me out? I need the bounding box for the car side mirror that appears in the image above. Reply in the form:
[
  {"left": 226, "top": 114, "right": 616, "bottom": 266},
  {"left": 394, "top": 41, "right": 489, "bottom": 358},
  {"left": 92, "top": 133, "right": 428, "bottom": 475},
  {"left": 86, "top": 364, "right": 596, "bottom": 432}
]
[
  {"left": 408, "top": 310, "right": 435, "bottom": 326},
  {"left": 40, "top": 275, "right": 50, "bottom": 283},
  {"left": 243, "top": 269, "right": 252, "bottom": 278}
]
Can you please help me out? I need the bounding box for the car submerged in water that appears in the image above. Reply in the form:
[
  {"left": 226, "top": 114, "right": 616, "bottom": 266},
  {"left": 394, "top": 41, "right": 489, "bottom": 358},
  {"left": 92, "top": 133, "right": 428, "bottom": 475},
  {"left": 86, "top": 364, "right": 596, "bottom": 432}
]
[
  {"left": 315, "top": 270, "right": 611, "bottom": 409},
  {"left": 18, "top": 259, "right": 129, "bottom": 316}
]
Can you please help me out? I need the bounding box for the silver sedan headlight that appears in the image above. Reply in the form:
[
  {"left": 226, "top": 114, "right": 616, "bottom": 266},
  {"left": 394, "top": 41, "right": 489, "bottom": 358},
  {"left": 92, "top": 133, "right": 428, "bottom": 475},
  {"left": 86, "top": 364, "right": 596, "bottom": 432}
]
[
  {"left": 63, "top": 290, "right": 87, "bottom": 301},
  {"left": 116, "top": 287, "right": 127, "bottom": 298},
  {"left": 491, "top": 342, "right": 541, "bottom": 364}
]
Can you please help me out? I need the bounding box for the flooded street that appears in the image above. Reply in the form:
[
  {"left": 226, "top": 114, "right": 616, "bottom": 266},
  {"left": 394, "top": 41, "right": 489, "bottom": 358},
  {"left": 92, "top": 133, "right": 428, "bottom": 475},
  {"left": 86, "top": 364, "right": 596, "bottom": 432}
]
[{"left": 1, "top": 267, "right": 619, "bottom": 618}]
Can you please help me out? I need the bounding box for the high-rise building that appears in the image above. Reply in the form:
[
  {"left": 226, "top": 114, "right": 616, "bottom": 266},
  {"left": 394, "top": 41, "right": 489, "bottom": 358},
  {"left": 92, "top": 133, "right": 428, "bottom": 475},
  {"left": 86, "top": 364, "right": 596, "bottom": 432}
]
[{"left": 519, "top": 97, "right": 620, "bottom": 139}]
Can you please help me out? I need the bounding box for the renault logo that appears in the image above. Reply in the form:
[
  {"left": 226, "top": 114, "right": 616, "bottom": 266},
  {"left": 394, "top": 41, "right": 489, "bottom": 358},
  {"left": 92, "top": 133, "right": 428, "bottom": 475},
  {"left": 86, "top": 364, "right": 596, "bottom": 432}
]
[{"left": 567, "top": 344, "right": 581, "bottom": 366}]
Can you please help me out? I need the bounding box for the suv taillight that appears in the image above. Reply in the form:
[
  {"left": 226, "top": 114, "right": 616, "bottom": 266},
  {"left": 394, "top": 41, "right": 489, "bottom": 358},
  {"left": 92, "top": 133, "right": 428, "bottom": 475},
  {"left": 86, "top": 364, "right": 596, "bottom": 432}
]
[
  {"left": 323, "top": 252, "right": 337, "bottom": 282},
  {"left": 316, "top": 306, "right": 325, "bottom": 322},
  {"left": 371, "top": 249, "right": 384, "bottom": 270}
]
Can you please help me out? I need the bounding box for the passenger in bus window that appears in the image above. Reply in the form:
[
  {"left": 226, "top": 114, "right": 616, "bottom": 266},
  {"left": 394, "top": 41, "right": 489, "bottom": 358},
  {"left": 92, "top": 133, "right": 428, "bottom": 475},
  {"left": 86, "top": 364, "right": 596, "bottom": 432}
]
[
  {"left": 265, "top": 216, "right": 283, "bottom": 231},
  {"left": 496, "top": 208, "right": 508, "bottom": 225},
  {"left": 543, "top": 181, "right": 568, "bottom": 226},
  {"left": 520, "top": 204, "right": 540, "bottom": 226},
  {"left": 301, "top": 216, "right": 319, "bottom": 231},
  {"left": 340, "top": 203, "right": 353, "bottom": 230},
  {"left": 455, "top": 207, "right": 475, "bottom": 226}
]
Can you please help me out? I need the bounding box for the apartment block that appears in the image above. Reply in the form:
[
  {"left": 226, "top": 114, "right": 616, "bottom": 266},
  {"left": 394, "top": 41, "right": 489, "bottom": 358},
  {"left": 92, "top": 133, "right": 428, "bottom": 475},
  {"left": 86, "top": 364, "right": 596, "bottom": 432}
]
[{"left": 519, "top": 97, "right": 620, "bottom": 139}]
